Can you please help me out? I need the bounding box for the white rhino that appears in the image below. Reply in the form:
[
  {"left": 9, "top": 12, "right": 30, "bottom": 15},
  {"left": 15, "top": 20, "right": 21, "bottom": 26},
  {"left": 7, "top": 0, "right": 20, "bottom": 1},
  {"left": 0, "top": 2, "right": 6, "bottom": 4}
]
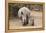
[{"left": 18, "top": 7, "right": 34, "bottom": 26}]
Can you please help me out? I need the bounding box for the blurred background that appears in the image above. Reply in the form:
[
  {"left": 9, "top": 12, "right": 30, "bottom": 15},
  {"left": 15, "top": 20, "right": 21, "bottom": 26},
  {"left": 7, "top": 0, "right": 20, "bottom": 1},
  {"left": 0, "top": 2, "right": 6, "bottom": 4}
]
[{"left": 8, "top": 3, "right": 43, "bottom": 19}]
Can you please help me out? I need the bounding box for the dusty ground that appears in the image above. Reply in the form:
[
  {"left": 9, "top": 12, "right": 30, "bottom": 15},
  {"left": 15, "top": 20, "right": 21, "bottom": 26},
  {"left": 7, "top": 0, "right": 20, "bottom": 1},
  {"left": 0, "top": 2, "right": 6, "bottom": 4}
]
[{"left": 9, "top": 11, "right": 43, "bottom": 29}]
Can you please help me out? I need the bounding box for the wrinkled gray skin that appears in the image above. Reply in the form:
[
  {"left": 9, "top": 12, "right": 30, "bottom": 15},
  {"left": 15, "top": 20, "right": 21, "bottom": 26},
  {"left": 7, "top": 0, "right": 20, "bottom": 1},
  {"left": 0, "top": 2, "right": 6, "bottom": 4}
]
[{"left": 18, "top": 7, "right": 33, "bottom": 26}]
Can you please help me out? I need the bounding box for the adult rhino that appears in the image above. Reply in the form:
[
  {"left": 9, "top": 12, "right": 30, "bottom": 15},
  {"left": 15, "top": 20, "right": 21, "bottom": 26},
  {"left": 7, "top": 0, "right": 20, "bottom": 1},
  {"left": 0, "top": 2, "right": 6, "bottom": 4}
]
[{"left": 18, "top": 7, "right": 34, "bottom": 26}]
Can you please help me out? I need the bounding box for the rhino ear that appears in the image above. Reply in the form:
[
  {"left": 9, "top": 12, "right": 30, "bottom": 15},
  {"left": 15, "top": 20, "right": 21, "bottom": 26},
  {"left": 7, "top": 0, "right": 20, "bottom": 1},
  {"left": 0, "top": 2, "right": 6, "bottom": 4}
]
[{"left": 21, "top": 12, "right": 23, "bottom": 15}]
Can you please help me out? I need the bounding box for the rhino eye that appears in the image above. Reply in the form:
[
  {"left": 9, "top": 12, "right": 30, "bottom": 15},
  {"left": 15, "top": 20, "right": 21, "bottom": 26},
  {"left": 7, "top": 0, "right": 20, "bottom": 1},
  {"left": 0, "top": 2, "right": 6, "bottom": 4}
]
[{"left": 21, "top": 12, "right": 23, "bottom": 15}]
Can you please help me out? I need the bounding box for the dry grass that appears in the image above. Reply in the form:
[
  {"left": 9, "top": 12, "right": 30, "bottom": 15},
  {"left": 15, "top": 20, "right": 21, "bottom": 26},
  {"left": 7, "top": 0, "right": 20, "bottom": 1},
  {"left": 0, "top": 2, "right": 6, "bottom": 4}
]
[{"left": 9, "top": 11, "right": 43, "bottom": 29}]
